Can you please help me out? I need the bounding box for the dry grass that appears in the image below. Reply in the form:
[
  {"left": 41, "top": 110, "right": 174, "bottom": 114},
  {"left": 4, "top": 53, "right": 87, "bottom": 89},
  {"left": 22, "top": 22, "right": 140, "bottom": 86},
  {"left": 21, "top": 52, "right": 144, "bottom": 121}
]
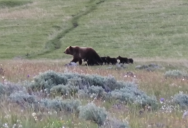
[{"left": 1, "top": 59, "right": 188, "bottom": 128}]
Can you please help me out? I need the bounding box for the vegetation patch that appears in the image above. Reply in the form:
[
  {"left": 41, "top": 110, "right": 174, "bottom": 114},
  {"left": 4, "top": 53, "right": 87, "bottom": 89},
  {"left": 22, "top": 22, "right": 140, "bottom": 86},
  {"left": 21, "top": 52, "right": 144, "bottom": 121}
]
[
  {"left": 9, "top": 91, "right": 37, "bottom": 104},
  {"left": 101, "top": 118, "right": 130, "bottom": 128},
  {"left": 40, "top": 98, "right": 80, "bottom": 113},
  {"left": 173, "top": 93, "right": 188, "bottom": 109},
  {"left": 78, "top": 102, "right": 107, "bottom": 125},
  {"left": 0, "top": 82, "right": 23, "bottom": 97},
  {"left": 165, "top": 70, "right": 188, "bottom": 79},
  {"left": 0, "top": 0, "right": 32, "bottom": 8},
  {"left": 0, "top": 83, "right": 7, "bottom": 97},
  {"left": 28, "top": 71, "right": 158, "bottom": 109},
  {"left": 136, "top": 63, "right": 162, "bottom": 71}
]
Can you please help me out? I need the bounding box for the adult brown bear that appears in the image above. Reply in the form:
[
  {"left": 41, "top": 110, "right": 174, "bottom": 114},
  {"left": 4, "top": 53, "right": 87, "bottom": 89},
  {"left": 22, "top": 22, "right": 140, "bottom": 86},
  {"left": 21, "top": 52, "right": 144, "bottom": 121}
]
[{"left": 64, "top": 46, "right": 102, "bottom": 65}]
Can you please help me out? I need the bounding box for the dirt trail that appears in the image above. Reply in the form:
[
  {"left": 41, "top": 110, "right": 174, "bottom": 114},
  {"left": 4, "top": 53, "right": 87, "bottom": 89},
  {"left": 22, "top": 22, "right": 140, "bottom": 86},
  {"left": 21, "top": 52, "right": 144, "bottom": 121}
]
[{"left": 29, "top": 0, "right": 105, "bottom": 58}]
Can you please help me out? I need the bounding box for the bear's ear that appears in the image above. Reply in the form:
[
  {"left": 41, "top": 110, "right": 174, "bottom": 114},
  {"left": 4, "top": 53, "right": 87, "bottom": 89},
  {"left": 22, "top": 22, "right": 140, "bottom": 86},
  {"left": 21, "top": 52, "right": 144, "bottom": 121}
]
[{"left": 69, "top": 46, "right": 73, "bottom": 50}]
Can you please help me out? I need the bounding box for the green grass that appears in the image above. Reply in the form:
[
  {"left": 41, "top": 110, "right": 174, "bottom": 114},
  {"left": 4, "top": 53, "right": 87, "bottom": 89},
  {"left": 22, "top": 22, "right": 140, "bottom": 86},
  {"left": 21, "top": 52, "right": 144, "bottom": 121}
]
[
  {"left": 0, "top": 0, "right": 188, "bottom": 59},
  {"left": 0, "top": 0, "right": 32, "bottom": 8}
]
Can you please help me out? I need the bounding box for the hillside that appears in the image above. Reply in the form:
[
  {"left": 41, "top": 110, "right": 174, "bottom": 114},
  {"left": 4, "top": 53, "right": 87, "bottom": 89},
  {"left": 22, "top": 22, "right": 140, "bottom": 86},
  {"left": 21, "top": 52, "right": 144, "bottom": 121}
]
[{"left": 0, "top": 0, "right": 188, "bottom": 59}]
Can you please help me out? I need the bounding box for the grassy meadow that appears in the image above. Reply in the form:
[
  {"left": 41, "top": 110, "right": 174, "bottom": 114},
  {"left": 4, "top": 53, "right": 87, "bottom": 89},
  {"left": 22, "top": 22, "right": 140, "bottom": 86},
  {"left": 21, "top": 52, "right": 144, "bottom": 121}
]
[
  {"left": 0, "top": 0, "right": 188, "bottom": 128},
  {"left": 0, "top": 0, "right": 188, "bottom": 59}
]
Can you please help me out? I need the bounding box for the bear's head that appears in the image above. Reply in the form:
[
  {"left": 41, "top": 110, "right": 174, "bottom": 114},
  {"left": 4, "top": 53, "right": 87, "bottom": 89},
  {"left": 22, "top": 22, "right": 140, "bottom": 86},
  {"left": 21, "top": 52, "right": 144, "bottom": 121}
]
[
  {"left": 117, "top": 56, "right": 121, "bottom": 59},
  {"left": 64, "top": 46, "right": 73, "bottom": 55}
]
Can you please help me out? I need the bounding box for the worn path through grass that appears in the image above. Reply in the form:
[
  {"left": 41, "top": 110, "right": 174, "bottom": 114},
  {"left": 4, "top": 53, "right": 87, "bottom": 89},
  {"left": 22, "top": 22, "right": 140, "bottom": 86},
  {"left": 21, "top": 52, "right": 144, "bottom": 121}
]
[{"left": 29, "top": 0, "right": 106, "bottom": 58}]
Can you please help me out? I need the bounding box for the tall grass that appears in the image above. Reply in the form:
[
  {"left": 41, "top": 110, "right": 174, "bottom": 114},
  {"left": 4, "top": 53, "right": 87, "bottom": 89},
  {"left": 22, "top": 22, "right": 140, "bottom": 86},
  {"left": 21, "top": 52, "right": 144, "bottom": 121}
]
[{"left": 0, "top": 60, "right": 188, "bottom": 127}]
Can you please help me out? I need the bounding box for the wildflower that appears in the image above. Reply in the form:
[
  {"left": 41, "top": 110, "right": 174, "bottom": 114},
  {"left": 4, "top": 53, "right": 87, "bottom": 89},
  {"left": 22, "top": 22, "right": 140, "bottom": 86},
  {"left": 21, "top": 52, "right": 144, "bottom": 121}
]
[
  {"left": 3, "top": 123, "right": 8, "bottom": 128},
  {"left": 160, "top": 98, "right": 165, "bottom": 104},
  {"left": 32, "top": 112, "right": 38, "bottom": 121},
  {"left": 182, "top": 111, "right": 188, "bottom": 119},
  {"left": 18, "top": 124, "right": 23, "bottom": 128},
  {"left": 124, "top": 75, "right": 127, "bottom": 78},
  {"left": 48, "top": 111, "right": 52, "bottom": 115},
  {"left": 32, "top": 112, "right": 36, "bottom": 117},
  {"left": 12, "top": 124, "right": 16, "bottom": 128}
]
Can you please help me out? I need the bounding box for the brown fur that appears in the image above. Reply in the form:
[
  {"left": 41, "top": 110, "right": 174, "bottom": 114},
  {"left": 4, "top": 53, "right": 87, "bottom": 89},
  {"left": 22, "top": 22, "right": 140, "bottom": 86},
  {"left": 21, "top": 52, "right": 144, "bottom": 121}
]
[{"left": 64, "top": 46, "right": 102, "bottom": 65}]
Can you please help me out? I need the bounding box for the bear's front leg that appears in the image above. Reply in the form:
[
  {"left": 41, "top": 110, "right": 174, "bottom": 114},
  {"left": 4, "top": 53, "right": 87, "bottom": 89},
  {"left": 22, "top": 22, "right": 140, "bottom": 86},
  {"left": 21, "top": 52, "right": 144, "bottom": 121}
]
[
  {"left": 71, "top": 58, "right": 78, "bottom": 63},
  {"left": 79, "top": 59, "right": 82, "bottom": 65}
]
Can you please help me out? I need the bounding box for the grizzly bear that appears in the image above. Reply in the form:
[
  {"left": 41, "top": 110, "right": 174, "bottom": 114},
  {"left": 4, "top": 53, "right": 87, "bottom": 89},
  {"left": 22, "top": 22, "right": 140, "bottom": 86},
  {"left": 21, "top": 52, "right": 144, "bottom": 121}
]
[
  {"left": 64, "top": 46, "right": 102, "bottom": 65},
  {"left": 117, "top": 56, "right": 129, "bottom": 64},
  {"left": 106, "top": 56, "right": 117, "bottom": 65}
]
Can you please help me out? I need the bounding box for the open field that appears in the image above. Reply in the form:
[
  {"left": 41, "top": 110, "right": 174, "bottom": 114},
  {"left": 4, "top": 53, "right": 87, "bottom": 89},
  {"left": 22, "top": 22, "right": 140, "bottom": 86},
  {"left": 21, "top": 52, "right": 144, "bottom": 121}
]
[
  {"left": 1, "top": 0, "right": 188, "bottom": 127},
  {"left": 0, "top": 0, "right": 188, "bottom": 59}
]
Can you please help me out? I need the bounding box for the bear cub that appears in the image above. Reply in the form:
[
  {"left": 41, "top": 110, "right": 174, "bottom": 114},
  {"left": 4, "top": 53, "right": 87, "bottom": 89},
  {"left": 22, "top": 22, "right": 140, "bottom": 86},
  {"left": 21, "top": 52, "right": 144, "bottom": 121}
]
[
  {"left": 106, "top": 56, "right": 117, "bottom": 65},
  {"left": 117, "top": 56, "right": 134, "bottom": 64}
]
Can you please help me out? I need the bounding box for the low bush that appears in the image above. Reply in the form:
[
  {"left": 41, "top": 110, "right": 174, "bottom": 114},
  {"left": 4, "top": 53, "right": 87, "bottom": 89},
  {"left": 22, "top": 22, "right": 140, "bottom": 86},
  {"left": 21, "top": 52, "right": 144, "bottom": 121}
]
[
  {"left": 173, "top": 93, "right": 188, "bottom": 109},
  {"left": 108, "top": 82, "right": 157, "bottom": 109},
  {"left": 29, "top": 71, "right": 69, "bottom": 92},
  {"left": 88, "top": 86, "right": 105, "bottom": 98},
  {"left": 0, "top": 82, "right": 24, "bottom": 97},
  {"left": 79, "top": 103, "right": 107, "bottom": 126},
  {"left": 50, "top": 84, "right": 78, "bottom": 96},
  {"left": 40, "top": 98, "right": 80, "bottom": 112},
  {"left": 0, "top": 83, "right": 6, "bottom": 97},
  {"left": 101, "top": 117, "right": 129, "bottom": 128},
  {"left": 136, "top": 63, "right": 162, "bottom": 71},
  {"left": 28, "top": 71, "right": 124, "bottom": 92},
  {"left": 165, "top": 70, "right": 188, "bottom": 79},
  {"left": 28, "top": 71, "right": 158, "bottom": 109},
  {"left": 9, "top": 91, "right": 37, "bottom": 105}
]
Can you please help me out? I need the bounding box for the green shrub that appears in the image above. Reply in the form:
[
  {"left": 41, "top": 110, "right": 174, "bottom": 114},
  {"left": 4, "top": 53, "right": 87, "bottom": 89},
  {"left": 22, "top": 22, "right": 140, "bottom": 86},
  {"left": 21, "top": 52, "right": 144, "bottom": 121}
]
[
  {"left": 29, "top": 71, "right": 157, "bottom": 109},
  {"left": 109, "top": 82, "right": 157, "bottom": 109},
  {"left": 173, "top": 93, "right": 188, "bottom": 109},
  {"left": 9, "top": 91, "right": 36, "bottom": 104},
  {"left": 77, "top": 90, "right": 89, "bottom": 99},
  {"left": 28, "top": 71, "right": 124, "bottom": 92},
  {"left": 50, "top": 84, "right": 78, "bottom": 96},
  {"left": 79, "top": 103, "right": 107, "bottom": 126},
  {"left": 88, "top": 86, "right": 105, "bottom": 98},
  {"left": 165, "top": 70, "right": 188, "bottom": 79},
  {"left": 101, "top": 118, "right": 129, "bottom": 128},
  {"left": 0, "top": 82, "right": 24, "bottom": 97},
  {"left": 40, "top": 98, "right": 80, "bottom": 112},
  {"left": 29, "top": 71, "right": 69, "bottom": 92},
  {"left": 0, "top": 83, "right": 6, "bottom": 97},
  {"left": 136, "top": 63, "right": 162, "bottom": 71}
]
